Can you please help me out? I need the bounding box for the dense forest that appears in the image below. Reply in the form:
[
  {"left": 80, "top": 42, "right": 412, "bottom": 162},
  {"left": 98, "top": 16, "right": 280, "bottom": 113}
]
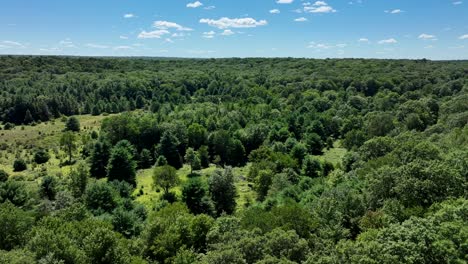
[{"left": 0, "top": 56, "right": 467, "bottom": 264}]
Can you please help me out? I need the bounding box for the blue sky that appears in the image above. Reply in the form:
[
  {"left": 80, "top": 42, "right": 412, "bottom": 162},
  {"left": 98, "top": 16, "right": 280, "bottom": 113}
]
[{"left": 0, "top": 0, "right": 467, "bottom": 59}]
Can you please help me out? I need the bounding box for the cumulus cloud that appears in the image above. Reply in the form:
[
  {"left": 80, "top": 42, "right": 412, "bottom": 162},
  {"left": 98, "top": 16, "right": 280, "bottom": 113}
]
[
  {"left": 86, "top": 43, "right": 109, "bottom": 49},
  {"left": 304, "top": 1, "right": 336, "bottom": 13},
  {"left": 378, "top": 38, "right": 397, "bottom": 44},
  {"left": 114, "top": 46, "right": 133, "bottom": 50},
  {"left": 138, "top": 30, "right": 170, "bottom": 39},
  {"left": 418, "top": 34, "right": 437, "bottom": 40},
  {"left": 203, "top": 31, "right": 216, "bottom": 38},
  {"left": 124, "top": 14, "right": 135, "bottom": 18},
  {"left": 294, "top": 17, "right": 308, "bottom": 22},
  {"left": 204, "top": 6, "right": 216, "bottom": 10},
  {"left": 459, "top": 34, "right": 468, "bottom": 39},
  {"left": 187, "top": 1, "right": 203, "bottom": 8},
  {"left": 270, "top": 9, "right": 280, "bottom": 14},
  {"left": 276, "top": 0, "right": 293, "bottom": 3},
  {"left": 358, "top": 38, "right": 369, "bottom": 42},
  {"left": 153, "top": 21, "right": 193, "bottom": 31},
  {"left": 221, "top": 29, "right": 235, "bottom": 36},
  {"left": 385, "top": 9, "right": 403, "bottom": 14},
  {"left": 199, "top": 17, "right": 268, "bottom": 29}
]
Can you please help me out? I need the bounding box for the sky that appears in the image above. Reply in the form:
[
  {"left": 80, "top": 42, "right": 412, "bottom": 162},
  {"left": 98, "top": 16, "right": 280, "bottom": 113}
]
[{"left": 0, "top": 0, "right": 467, "bottom": 59}]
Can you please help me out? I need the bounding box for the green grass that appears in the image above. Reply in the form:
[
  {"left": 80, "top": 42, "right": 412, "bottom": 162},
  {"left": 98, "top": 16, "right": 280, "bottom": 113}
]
[
  {"left": 134, "top": 163, "right": 256, "bottom": 212},
  {"left": 0, "top": 114, "right": 112, "bottom": 180},
  {"left": 316, "top": 140, "right": 347, "bottom": 167}
]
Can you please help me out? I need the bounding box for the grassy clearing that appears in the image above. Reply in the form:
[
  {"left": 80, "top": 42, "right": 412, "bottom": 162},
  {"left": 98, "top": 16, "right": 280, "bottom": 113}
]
[
  {"left": 317, "top": 140, "right": 347, "bottom": 167},
  {"left": 134, "top": 163, "right": 256, "bottom": 211},
  {"left": 0, "top": 114, "right": 111, "bottom": 180}
]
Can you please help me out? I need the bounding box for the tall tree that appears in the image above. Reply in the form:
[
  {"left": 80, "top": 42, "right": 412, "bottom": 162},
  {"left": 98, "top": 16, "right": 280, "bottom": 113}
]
[
  {"left": 208, "top": 167, "right": 237, "bottom": 215},
  {"left": 60, "top": 131, "right": 77, "bottom": 164},
  {"left": 106, "top": 140, "right": 137, "bottom": 186},
  {"left": 65, "top": 116, "right": 80, "bottom": 132},
  {"left": 156, "top": 131, "right": 182, "bottom": 169},
  {"left": 153, "top": 165, "right": 179, "bottom": 194}
]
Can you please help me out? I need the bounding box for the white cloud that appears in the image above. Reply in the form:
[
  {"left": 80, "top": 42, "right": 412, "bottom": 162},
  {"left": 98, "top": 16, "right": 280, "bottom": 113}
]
[
  {"left": 120, "top": 36, "right": 129, "bottom": 39},
  {"left": 294, "top": 17, "right": 308, "bottom": 22},
  {"left": 378, "top": 38, "right": 397, "bottom": 44},
  {"left": 270, "top": 9, "right": 280, "bottom": 14},
  {"left": 358, "top": 38, "right": 369, "bottom": 42},
  {"left": 307, "top": 42, "right": 332, "bottom": 49},
  {"left": 336, "top": 43, "right": 347, "bottom": 48},
  {"left": 187, "top": 1, "right": 203, "bottom": 8},
  {"left": 276, "top": 0, "right": 293, "bottom": 3},
  {"left": 59, "top": 40, "right": 76, "bottom": 48},
  {"left": 114, "top": 46, "right": 133, "bottom": 50},
  {"left": 453, "top": 1, "right": 462, "bottom": 5},
  {"left": 203, "top": 31, "right": 216, "bottom": 38},
  {"left": 187, "top": 49, "right": 215, "bottom": 55},
  {"left": 137, "top": 30, "right": 170, "bottom": 39},
  {"left": 221, "top": 29, "right": 235, "bottom": 36},
  {"left": 304, "top": 1, "right": 336, "bottom": 13},
  {"left": 418, "top": 33, "right": 437, "bottom": 40},
  {"left": 204, "top": 6, "right": 216, "bottom": 10},
  {"left": 199, "top": 17, "right": 268, "bottom": 29},
  {"left": 153, "top": 21, "right": 193, "bottom": 31},
  {"left": 459, "top": 34, "right": 468, "bottom": 39},
  {"left": 86, "top": 43, "right": 109, "bottom": 49},
  {"left": 385, "top": 9, "right": 403, "bottom": 14},
  {"left": 2, "top": 40, "right": 23, "bottom": 47},
  {"left": 124, "top": 14, "right": 135, "bottom": 18}
]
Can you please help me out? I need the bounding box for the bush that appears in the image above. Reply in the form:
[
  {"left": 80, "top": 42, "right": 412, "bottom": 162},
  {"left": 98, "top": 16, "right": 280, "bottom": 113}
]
[
  {"left": 13, "top": 159, "right": 27, "bottom": 172},
  {"left": 34, "top": 149, "right": 50, "bottom": 164},
  {"left": 0, "top": 169, "right": 8, "bottom": 182}
]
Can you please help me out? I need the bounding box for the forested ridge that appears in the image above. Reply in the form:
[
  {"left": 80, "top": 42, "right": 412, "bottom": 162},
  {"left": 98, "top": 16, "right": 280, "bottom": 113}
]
[{"left": 0, "top": 56, "right": 467, "bottom": 264}]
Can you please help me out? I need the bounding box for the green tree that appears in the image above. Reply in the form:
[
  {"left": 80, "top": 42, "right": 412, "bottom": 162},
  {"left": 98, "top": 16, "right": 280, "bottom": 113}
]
[
  {"left": 65, "top": 116, "right": 80, "bottom": 132},
  {"left": 153, "top": 165, "right": 179, "bottom": 195},
  {"left": 13, "top": 158, "right": 27, "bottom": 172},
  {"left": 0, "top": 202, "right": 34, "bottom": 250},
  {"left": 60, "top": 131, "right": 77, "bottom": 164},
  {"left": 198, "top": 145, "right": 210, "bottom": 168},
  {"left": 69, "top": 162, "right": 89, "bottom": 198},
  {"left": 188, "top": 123, "right": 208, "bottom": 149},
  {"left": 185, "top": 147, "right": 201, "bottom": 173},
  {"left": 139, "top": 148, "right": 153, "bottom": 169},
  {"left": 89, "top": 138, "right": 111, "bottom": 178},
  {"left": 85, "top": 182, "right": 117, "bottom": 214},
  {"left": 23, "top": 109, "right": 34, "bottom": 124},
  {"left": 106, "top": 140, "right": 137, "bottom": 186},
  {"left": 0, "top": 169, "right": 8, "bottom": 182},
  {"left": 157, "top": 131, "right": 183, "bottom": 169},
  {"left": 40, "top": 175, "right": 58, "bottom": 200},
  {"left": 182, "top": 177, "right": 214, "bottom": 215},
  {"left": 208, "top": 167, "right": 237, "bottom": 215},
  {"left": 302, "top": 155, "right": 322, "bottom": 178},
  {"left": 34, "top": 149, "right": 50, "bottom": 164}
]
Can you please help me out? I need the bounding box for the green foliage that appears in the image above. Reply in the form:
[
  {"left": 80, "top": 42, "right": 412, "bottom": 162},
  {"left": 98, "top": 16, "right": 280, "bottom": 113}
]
[
  {"left": 153, "top": 165, "right": 179, "bottom": 195},
  {"left": 139, "top": 148, "right": 153, "bottom": 169},
  {"left": 40, "top": 175, "right": 58, "bottom": 200},
  {"left": 85, "top": 181, "right": 118, "bottom": 214},
  {"left": 107, "top": 140, "right": 137, "bottom": 186},
  {"left": 182, "top": 177, "right": 215, "bottom": 216},
  {"left": 34, "top": 149, "right": 50, "bottom": 164},
  {"left": 0, "top": 169, "right": 9, "bottom": 182},
  {"left": 157, "top": 131, "right": 183, "bottom": 169},
  {"left": 208, "top": 167, "right": 237, "bottom": 215},
  {"left": 302, "top": 155, "right": 322, "bottom": 178},
  {"left": 69, "top": 162, "right": 89, "bottom": 198},
  {"left": 89, "top": 138, "right": 111, "bottom": 178},
  {"left": 60, "top": 131, "right": 77, "bottom": 164},
  {"left": 0, "top": 202, "right": 34, "bottom": 250},
  {"left": 13, "top": 158, "right": 27, "bottom": 172},
  {"left": 0, "top": 180, "right": 29, "bottom": 207},
  {"left": 65, "top": 116, "right": 80, "bottom": 132}
]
